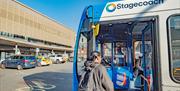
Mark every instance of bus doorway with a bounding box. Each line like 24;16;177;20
76;17;159;91
96;17;158;91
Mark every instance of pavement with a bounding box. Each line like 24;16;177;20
0;62;73;91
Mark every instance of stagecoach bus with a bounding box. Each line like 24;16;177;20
73;0;180;91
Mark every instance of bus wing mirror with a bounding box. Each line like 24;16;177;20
86;5;93;19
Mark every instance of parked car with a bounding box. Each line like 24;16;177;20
1;55;37;70
62;54;69;62
36;56;52;66
49;54;64;64
68;57;74;62
0;59;4;64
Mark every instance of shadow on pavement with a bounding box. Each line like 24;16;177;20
23;72;72;91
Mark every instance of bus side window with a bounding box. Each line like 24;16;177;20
168;15;180;82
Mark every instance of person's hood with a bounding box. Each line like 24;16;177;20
84;61;97;71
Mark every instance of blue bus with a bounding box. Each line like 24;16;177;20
73;0;180;91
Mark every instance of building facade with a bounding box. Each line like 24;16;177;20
0;0;75;59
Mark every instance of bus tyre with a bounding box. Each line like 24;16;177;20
17;65;23;70
1;64;5;69
61;60;65;64
56;60;60;64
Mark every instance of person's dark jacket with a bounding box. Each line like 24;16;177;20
82;61;114;91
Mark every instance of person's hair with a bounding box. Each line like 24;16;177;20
89;51;101;62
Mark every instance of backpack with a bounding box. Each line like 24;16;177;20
78;65;98;91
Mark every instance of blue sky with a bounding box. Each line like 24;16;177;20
17;0;118;32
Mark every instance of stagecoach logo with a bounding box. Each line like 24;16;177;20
106;3;116;12
106;0;164;13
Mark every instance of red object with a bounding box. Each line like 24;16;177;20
123;73;127;85
22;60;29;63
147;75;151;84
